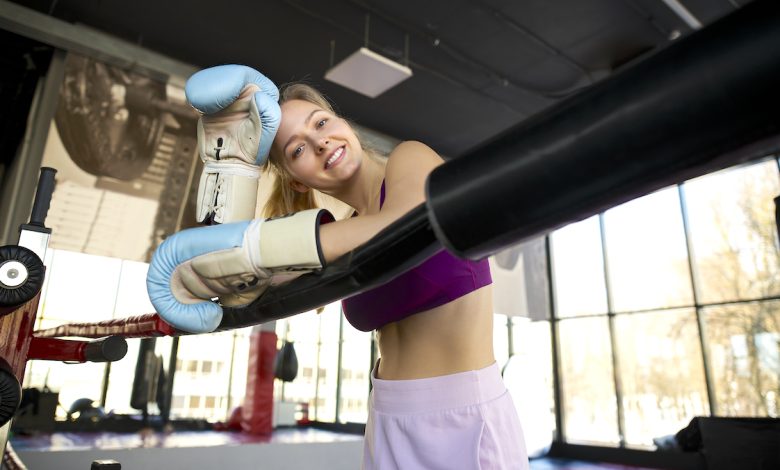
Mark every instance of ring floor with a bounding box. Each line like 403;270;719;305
10;429;663;470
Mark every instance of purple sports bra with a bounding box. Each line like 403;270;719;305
341;181;492;332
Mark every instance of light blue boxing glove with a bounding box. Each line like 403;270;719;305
185;64;281;224
147;209;333;333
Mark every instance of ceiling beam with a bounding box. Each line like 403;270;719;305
0;0;197;86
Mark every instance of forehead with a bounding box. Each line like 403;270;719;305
275;100;328;150
280;99;323;127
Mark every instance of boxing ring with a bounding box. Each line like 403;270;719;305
1;0;780;463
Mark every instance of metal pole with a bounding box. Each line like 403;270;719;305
545;235;565;442
598;214;626;447
334;309;345;423
678;184;718;414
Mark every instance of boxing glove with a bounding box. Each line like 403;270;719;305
185;64;280;224
147;209;333;333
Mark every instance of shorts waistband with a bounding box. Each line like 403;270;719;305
370;362;506;414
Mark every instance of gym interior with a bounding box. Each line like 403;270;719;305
1;0;779;469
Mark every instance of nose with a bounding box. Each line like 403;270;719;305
316;138;330;154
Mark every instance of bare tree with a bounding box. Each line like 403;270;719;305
694;169;780;417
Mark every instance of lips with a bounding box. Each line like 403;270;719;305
324;146;345;170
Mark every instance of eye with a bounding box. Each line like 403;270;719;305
292;145;304;158
316;118;327;128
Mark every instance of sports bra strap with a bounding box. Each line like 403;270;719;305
351;180;387;217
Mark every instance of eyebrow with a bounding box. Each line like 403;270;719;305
283;109;323;155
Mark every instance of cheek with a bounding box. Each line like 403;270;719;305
286;156;317;182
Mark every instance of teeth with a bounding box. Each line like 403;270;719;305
326;147;344;167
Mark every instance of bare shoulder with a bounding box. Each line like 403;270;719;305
385;140;444;176
382;141;444;212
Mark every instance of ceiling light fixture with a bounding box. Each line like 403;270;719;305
324;15;413;98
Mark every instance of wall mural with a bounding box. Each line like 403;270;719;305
41;52;201;262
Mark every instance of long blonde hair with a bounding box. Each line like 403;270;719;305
263;83;382;218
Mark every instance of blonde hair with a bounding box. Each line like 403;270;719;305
263;83;383;218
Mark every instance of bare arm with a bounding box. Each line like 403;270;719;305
319;141;444;263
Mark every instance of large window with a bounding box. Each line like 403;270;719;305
338;319;371;424
703;300;780;416
24;249;148;419
551;216;608;318
547;157;780;448
614;309;709;447
171;331;242;421
505;318;556;456
277;310;326;421
683;159;780;304
602;187;694;313
558;316;620;445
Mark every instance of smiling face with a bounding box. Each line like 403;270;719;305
271;99;364;193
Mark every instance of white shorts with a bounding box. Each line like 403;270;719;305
363;362;529;470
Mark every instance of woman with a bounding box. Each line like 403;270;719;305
264;83;529;469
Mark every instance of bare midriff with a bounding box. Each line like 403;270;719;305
375;285;495;380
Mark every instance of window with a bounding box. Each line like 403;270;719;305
683;159;780;304
277;305;342;422
24;250;139;419
172;330;237;421
507;318;556;456
171;395;185;410
551;216;608;317
339;316;371;424
603;187;693;312
558;317;620;445
315;304;341;422
703;300;780;417
614;309;709;447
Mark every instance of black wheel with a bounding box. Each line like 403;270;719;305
0;358;21;427
0;245;45;315
0;245;44;316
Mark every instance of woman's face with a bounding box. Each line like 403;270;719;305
272;99;363;192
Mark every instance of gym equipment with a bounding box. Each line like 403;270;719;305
274;341;298;383
0;168;128;459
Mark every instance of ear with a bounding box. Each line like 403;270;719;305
290;180;311;193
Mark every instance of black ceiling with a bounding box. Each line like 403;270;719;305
8;0;747;158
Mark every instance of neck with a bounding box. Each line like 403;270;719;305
331;151;386;215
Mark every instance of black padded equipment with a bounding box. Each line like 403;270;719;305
274;341;298;382
130;338;159;411
0;358;21;427
426;0;780;260
0;244;45;314
91;460;121;469
83;336;129;362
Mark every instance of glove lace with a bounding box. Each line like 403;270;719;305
212;177;225;219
